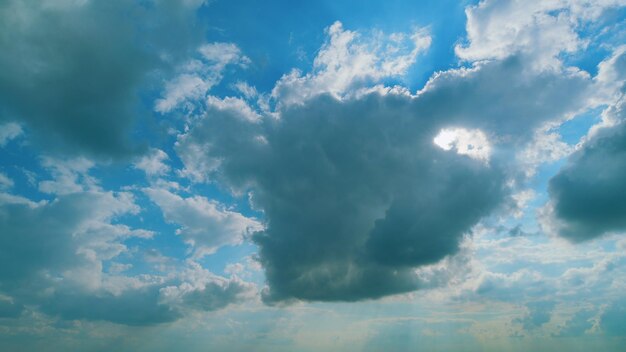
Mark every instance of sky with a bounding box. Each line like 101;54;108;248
1;0;626;351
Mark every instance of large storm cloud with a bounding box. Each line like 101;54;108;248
177;93;506;302
175;51;594;302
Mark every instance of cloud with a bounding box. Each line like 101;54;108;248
514;301;556;331
0;0;206;157
433;127;491;163
134;149;171;177
0;189;140;287
544;99;626;241
176;92;508;302
171;13;610;302
159;262;256;312
271;21;431;107
37;157;98;195
415;56;592;142
0;158;256;325
144;187;263;258
155;43;250;113
466;269;549;302
456;0;625;69
0;173;13;190
518;129;574;177
0;122;23;147
40;284;181;326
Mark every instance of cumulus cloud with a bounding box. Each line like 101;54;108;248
415;57;592;142
134;149;171;177
518;129;574;177
37;157;98;195
0;189;142;292
0;188;256;325
544;99;626;241
2;0;624;334
159;262;256;312
0;157;256;325
169;12;614;302
176;92;507;302
155;43;250;113
144;187;263;257
456;0;625;69
271;21;431;107
0;0;206;157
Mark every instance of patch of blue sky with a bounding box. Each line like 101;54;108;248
0;134;55;203
197;0;475;93
559;106;605;145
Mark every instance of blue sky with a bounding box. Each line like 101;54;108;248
1;0;626;351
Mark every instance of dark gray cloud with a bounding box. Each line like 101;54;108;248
414;55;592;142
0;0;204;158
176;55;593;303
40;285;181;326
180;93;506;302
547;102;626;241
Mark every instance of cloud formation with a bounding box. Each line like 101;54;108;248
0;162;255;325
144;186;263;258
0;0;206;157
545;100;626;241
172;15;609;302
457;0;625;69
177;91;507;302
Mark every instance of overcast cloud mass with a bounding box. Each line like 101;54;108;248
1;0;626;351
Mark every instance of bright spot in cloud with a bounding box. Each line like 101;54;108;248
433;128;491;162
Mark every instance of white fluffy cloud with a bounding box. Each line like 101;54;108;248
134;149;171;177
271;21;431;106
144;187;263;257
38;157;98;195
456;0;625;69
155;43;250;113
